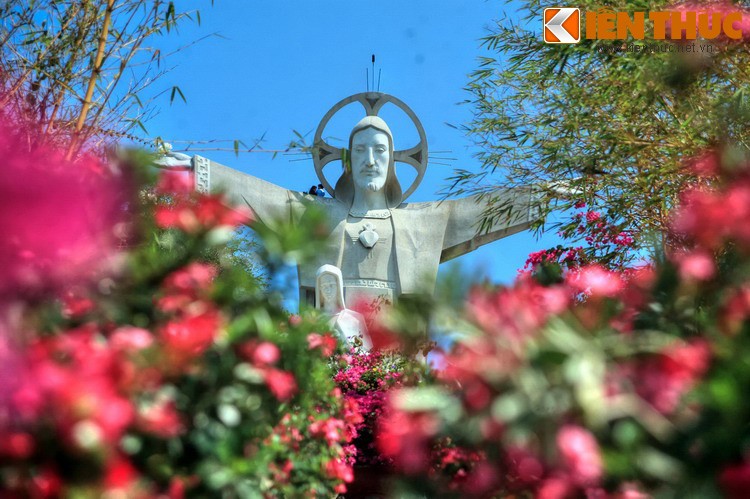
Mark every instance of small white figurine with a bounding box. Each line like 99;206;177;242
315;264;372;350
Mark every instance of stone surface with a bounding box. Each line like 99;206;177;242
315;264;371;350
189;92;539;305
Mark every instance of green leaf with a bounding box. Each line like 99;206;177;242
169;85;186;105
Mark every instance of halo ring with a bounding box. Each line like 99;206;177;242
312;92;428;203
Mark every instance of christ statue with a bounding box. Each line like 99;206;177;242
175;92;538;306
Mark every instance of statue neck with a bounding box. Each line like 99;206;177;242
322;300;340;314
351;188;387;213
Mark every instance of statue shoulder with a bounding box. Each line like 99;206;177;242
298;195;348;213
396;200;451;213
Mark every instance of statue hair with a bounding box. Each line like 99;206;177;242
334;116;403;209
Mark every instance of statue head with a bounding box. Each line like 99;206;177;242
334;116;402;209
315;264;346;311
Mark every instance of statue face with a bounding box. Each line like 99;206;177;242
319;274;338;305
351;127;390;193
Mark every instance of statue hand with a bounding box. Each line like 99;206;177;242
154;142;193;169
154;152;193;169
544;178;583;197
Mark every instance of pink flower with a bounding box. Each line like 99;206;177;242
378;403;440;475
676;250;716;281
556;425;603;486
156;170;194;195
163;262;218;296
585;211;601;223
0;125;132;299
721;286;750;334
237;340;281;366
537;475;574;499
467;280;568;345
631;339;711;414
110;327;154;352
253;342;281;366
685;150;720;177
309;417;345;445
672;182;750;251
567;265;624;298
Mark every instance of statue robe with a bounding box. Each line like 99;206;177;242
193;156;538;303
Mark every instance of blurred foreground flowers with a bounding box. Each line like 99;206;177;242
374;147;750;498
0;123;357;497
6;120;750;498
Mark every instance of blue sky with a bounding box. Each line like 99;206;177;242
145;0;562;296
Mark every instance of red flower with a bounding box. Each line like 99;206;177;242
556;425;603;486
719;460;750;499
104;455;140;491
155;192;252;233
324;458;354;483
137;400;184;438
0;431;35;459
29;466;62;498
378;402;440;475
161;306;221;358
61;290;95;318
307;332;337;357
264;368;297;401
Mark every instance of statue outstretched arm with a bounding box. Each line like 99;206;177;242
440;188;539;262
192;155;304;228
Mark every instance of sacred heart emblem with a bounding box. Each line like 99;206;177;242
358;223;379;249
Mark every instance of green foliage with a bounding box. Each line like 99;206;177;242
0;0;205;154
454;0;750;252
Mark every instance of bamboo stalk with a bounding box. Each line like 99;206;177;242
66;0;116;159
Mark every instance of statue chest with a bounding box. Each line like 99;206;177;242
340;216;398;304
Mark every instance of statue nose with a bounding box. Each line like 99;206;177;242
365;150;375;165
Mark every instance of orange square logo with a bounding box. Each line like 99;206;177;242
544;8;580;43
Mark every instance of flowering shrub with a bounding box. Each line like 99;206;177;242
333;347;407;465
376;148;750;498
524;208;636;275
0;127;354;497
